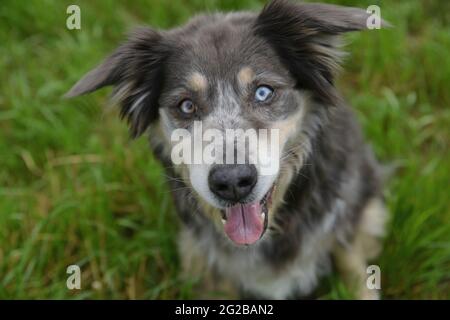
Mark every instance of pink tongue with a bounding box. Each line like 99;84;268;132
224;202;264;245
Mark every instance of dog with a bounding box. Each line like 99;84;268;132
66;0;388;299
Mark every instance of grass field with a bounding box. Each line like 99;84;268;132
0;0;449;299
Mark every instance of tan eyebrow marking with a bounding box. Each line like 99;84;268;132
237;67;255;87
187;72;207;91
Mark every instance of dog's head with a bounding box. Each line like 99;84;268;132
67;0;380;246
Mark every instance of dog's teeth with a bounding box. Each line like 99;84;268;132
222;218;226;225
261;213;265;221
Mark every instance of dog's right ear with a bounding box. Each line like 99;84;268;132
65;28;170;138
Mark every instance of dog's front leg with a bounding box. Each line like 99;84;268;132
333;198;387;300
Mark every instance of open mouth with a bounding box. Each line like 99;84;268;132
220;184;275;245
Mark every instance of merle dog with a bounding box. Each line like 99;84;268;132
67;0;388;299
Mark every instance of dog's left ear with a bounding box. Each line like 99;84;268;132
65;27;170;137
254;0;388;105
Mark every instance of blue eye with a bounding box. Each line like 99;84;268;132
255;85;274;102
179;99;195;114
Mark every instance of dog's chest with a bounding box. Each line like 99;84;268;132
187;226;334;299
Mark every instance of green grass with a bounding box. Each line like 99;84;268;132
0;0;449;299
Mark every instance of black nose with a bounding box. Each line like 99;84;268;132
208;164;257;202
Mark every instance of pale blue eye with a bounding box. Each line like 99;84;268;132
255;86;274;102
179;99;195;114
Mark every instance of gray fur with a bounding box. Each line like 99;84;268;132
66;0;386;299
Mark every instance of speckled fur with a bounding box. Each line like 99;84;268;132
67;0;388;299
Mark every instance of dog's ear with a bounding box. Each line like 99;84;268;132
65;28;170;137
254;0;387;105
